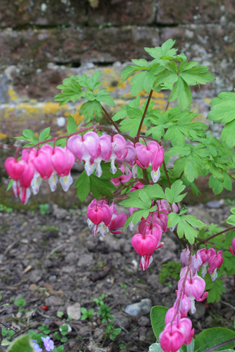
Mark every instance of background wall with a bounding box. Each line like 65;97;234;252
0;0;235;139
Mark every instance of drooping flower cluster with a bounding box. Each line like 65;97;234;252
159;248;209;352
131;221;163;270
4;132;164;205
129;198;178;234
87;199;127;236
4;145;75;204
198;247;223;281
67;132;164;181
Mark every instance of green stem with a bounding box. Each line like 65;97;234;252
136;90;153;142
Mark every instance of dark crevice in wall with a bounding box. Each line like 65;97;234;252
54;61;81;68
1;22;180;32
10;24;70;31
92;61;116;66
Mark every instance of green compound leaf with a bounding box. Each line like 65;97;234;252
209;175;231;195
90;177;115;199
95;89;115;106
75;171;90;202
164;180;187;203
6;334;34;352
195;327;234;352
208;92;235;124
150;306;168;342
170;213;204;244
80;100;103;123
145;39;177;60
75;162;122;201
78;70;103;90
226;214;235;226
124;207;156;229
54;76;82;105
169;76;192;110
67;115;77;134
179;64;214;85
172;146;205;183
222;251;235;275
208;92;235;148
15;129;38;144
39;127;51;142
204;274;226;303
120;190;152;210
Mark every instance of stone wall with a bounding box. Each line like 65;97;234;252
0;0;235;139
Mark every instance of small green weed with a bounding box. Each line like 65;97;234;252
159;261;182;284
93;294;121;341
0;204;13;213
39;203;50;215
2;328;15;340
80;307;94;321
14;296;26;312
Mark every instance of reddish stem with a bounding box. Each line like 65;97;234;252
102;106;121;133
136;90;153;142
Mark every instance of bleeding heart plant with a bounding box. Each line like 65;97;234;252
2;39;235;352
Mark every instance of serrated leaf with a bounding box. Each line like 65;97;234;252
54;76;82;105
22;129;38;144
95;89;115;106
180;65;214;86
39;127;50;142
75;171;90;201
183;215;204;228
169;77;192;110
67;115;77;134
220;119;235;148
208;92;235;124
167;212;180;228
145;39;177;60
164;180;187;203
119;197;149;209
120;65;139;84
80;100;103;122
177;218;197;244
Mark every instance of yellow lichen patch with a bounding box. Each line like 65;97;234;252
118;80;126;88
152;91;165;98
41;102;68;114
56;130;63;135
152;99;167;110
104;68;111;73
0;132;8;140
8;89;18;101
19;103;39;114
64;111;70;117
203;97;211;104
72;111;84;124
4;107;15;119
122;92;132;99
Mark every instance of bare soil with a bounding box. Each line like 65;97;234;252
0;201;234;352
